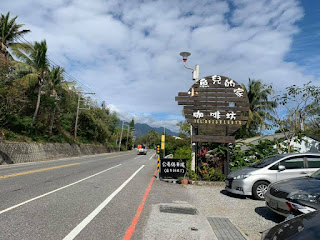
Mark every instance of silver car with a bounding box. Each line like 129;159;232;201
225;153;320;200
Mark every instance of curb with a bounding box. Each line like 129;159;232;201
160;178;225;187
189;181;225;187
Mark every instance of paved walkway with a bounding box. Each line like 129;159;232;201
142;202;248;239
208;217;247;240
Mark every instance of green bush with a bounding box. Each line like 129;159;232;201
199;164;225;181
174;145;198;181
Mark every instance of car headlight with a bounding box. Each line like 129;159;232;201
288;192;320;203
233;174;251;180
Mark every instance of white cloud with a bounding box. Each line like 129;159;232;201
2;0;319;133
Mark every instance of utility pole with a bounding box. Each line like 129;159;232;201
115;132;118;145
126;125;130;150
118;121;124;151
74;92;95;143
74;94;81;143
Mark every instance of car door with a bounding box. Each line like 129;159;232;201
276;156;307;181
305;155;320;175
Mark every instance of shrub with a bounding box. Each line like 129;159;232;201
199;164;225;181
174;145;198;181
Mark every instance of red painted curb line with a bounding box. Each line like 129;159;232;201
122;170;158;240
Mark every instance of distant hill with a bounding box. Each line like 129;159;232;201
118;122;178;138
134;123;178;138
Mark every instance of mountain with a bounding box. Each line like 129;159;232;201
134;123;178;138
118;122;178;138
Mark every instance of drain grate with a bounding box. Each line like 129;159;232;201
159;205;198;215
207;217;246;240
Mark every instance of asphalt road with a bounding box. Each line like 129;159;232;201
0;150;190;240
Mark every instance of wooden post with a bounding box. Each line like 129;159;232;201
191;125;196;171
224;125;230;176
194;127;199;176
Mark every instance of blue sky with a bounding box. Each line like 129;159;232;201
2;0;319;133
285;0;320;77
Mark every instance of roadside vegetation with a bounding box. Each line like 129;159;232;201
0;12;127;149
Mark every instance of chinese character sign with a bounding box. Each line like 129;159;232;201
226;111;236;120
234;88;244;97
160;159;187;179
199;78;209;88
212;75;222;84
175;75;249;135
193;110;204;119
210;111;221;119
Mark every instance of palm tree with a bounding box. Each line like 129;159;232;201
0;12;30;61
47;66;69;133
11;40;49;126
241;78;276;135
146;130;160;149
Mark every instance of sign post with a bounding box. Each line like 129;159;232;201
157;144;160;172
161;135;165;157
176;75;249;175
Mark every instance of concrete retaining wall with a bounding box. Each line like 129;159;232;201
0;142;113;165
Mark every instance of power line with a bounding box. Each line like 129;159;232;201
15;35;106;105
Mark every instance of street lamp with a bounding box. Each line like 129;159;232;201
179;52;200;81
179;51;199;172
74;92;95;143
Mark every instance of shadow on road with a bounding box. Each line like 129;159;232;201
255;206;285;223
220;189;248;199
0;151;13;165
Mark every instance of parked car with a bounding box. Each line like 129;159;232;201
265;168;320;217
261;211;320;240
225;153;320;200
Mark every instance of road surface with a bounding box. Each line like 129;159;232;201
0;150;190;240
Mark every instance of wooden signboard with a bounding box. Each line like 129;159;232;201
175;75;249;140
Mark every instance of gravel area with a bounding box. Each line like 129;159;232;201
185;184;285;240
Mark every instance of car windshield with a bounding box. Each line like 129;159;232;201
310;169;320;179
250;155;283;168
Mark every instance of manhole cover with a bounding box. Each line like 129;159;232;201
207;217;246;240
159;205;198;215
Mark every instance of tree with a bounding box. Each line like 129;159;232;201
306;107;320;137
47;66;69;133
11;40;50;126
273;82;320;152
129;119;134;129
177;120;190;138
0;59;28;128
0;12;30;61
240;78;276;137
146;130;160;148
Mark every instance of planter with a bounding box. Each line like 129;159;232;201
181;178;189;185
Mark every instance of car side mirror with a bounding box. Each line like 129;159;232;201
278;165;286;171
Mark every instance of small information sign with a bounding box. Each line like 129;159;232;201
160;158;187;179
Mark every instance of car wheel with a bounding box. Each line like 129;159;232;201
252;181;269;200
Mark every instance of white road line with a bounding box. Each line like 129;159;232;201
149;153;156;160
63;165;145;240
134;156;143;159
0;164;121;215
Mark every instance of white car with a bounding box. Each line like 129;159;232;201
225;153;320;200
137;146;147;155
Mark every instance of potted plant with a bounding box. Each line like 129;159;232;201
178;172;189;185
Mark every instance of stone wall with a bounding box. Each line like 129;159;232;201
0;142;113;165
